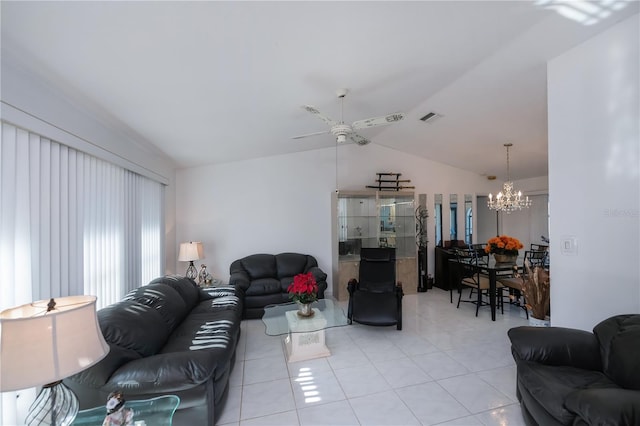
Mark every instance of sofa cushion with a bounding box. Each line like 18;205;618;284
565;387;640;426
149;275;201;310
518;360;617;425
123;283;188;331
98;300;170;357
245;277;281;296
236;254;277;280
594;314;640;390
275;253;313;278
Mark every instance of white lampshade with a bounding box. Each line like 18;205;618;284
0;295;109;392
178;241;204;262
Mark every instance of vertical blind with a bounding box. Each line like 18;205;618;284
0;121;165;424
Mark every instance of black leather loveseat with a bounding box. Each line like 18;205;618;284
508;314;640;426
64;275;243;425
229;252;327;319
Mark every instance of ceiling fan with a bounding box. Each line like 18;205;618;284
293;89;405;145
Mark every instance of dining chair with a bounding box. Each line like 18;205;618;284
454;248;503;317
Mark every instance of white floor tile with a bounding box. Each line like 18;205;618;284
290;369;346;408
240;410;299;426
240;378;296;420
438;374;514;414
395;381;471;425
475;404;527;426
217;385;242;425
373;357;433;388
333;363;391;398
412;351;470;380
243;355;289;385
349;390;420;425
475;365;519;402
297;400;359;426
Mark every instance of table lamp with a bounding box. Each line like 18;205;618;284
178;241;204;280
0;295;109;426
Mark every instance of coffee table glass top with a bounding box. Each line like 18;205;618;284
73;395;180;426
262;299;348;336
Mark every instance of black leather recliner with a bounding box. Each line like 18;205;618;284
229;252;328;319
508;314;640;425
347;247;403;330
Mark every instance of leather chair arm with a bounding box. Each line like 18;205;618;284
508;326;602;370
105;351;219;394
565;388;640;426
229;270;251;292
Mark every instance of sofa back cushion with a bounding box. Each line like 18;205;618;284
594;314;640;390
149;275;201;310
123;283;188;331
231;254;277;280
276;253;316;278
98;300;170;357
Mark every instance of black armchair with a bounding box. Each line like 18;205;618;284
508;314;640;425
347;248;403;330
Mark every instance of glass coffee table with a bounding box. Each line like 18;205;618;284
262;299;349;362
73;395;180;426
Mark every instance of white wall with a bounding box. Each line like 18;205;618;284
175;142;540;294
548;14;640;330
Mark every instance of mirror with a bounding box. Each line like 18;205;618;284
464;194;473;245
434;194;443;246
449;194;458;241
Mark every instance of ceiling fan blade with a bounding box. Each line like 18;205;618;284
302;105;337;126
349;133;370;146
292;130;330;140
352;112;406;130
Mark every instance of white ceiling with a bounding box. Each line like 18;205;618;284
2;1;637;180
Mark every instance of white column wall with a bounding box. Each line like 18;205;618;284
548;14;640;330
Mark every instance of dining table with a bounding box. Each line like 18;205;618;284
448;256;522;321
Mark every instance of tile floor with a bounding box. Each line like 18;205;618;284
216;288;529;426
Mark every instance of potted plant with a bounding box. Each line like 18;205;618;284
517;263;550;326
484;235;523;263
287;272;318;317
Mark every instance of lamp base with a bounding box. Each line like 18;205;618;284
25;381;79;426
185;261;198;280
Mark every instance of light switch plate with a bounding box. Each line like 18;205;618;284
561;236;578;255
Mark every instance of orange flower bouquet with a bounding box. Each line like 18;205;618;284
484;235;524;256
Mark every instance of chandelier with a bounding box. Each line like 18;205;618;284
487;143;532;213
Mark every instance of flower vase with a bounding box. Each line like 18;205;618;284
494;253;518;264
296;302;314;318
528;315;550;327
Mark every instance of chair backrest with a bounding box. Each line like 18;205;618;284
454;247;485;282
530;243;548;252
525;250;547;268
358;248;396;292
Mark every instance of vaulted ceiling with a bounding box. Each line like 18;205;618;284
2;1;637;181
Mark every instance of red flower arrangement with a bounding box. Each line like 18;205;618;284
287;272;318;304
485;235;524;256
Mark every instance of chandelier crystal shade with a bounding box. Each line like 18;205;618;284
487;143;532;213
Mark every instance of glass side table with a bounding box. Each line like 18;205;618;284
72;395;180;426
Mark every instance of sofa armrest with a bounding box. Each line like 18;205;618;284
105;351;219;394
565;388;640;426
307;266;328;283
508;326;602;370
229;270;251;292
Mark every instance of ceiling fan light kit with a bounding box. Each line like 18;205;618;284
293;89;405;146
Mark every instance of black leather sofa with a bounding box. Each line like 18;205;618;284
229;253;327;319
64;275;243;425
508;314;640;426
